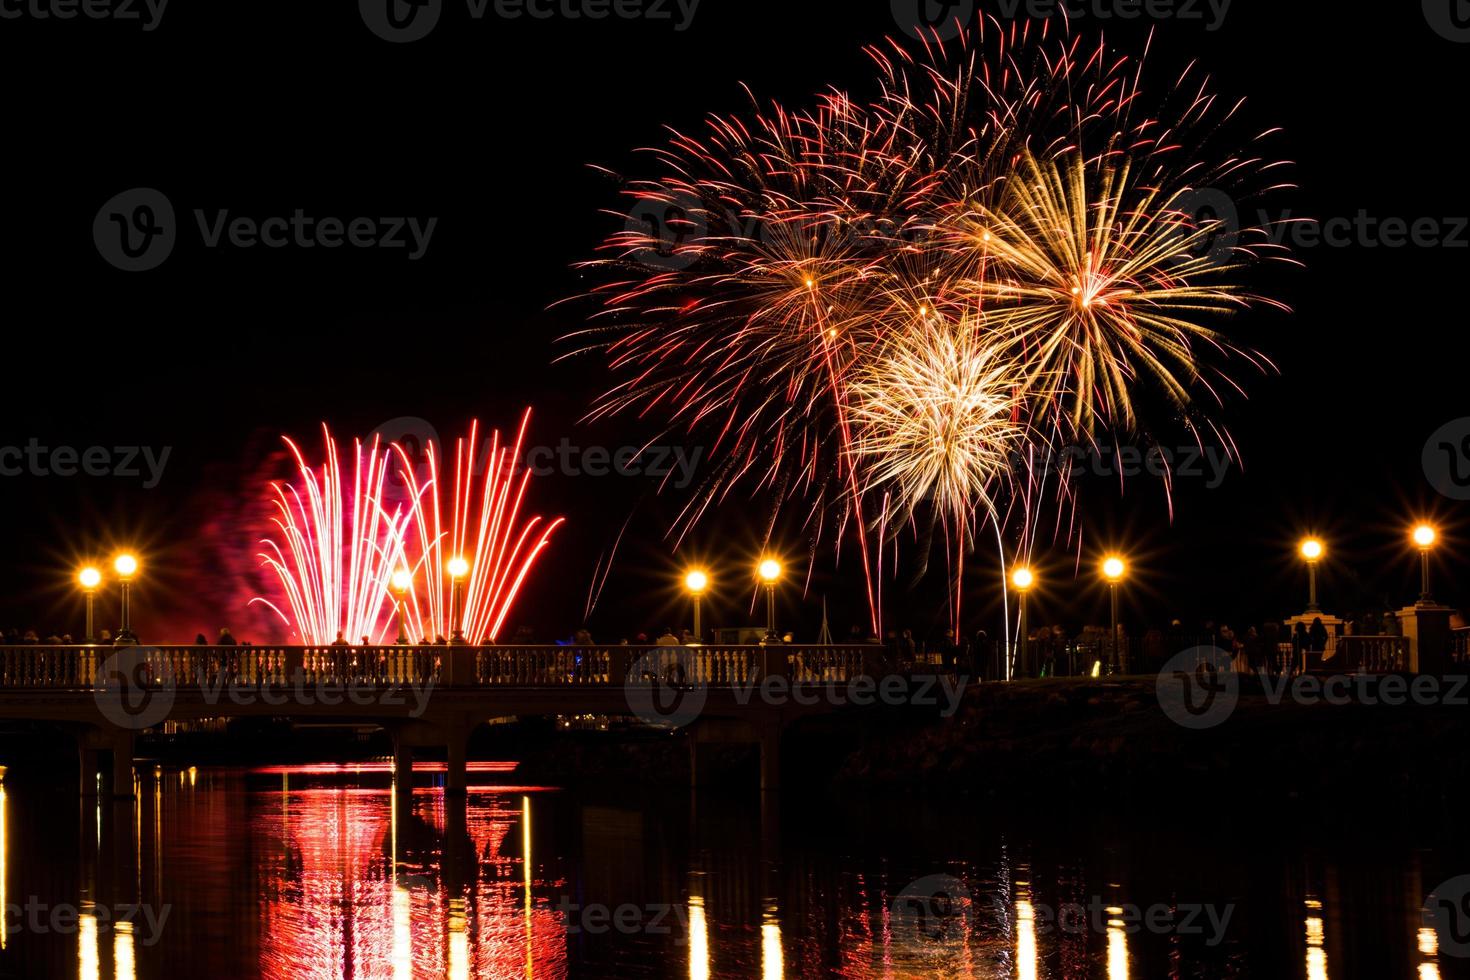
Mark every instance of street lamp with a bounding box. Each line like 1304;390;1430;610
113;553;139;645
391;568;413;644
78;566;102;643
447;557;470;644
1102;556;1126;674
684;569;709;642
758;559;782;642
1413;524;1438;605
1299;538;1324;613
1011;566;1034;680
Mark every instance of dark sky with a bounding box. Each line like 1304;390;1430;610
0;1;1465;643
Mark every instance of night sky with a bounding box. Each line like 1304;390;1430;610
0;1;1464;644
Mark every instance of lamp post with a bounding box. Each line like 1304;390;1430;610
684;570;709;642
1413;524;1437;605
1102;556;1126;674
447;557;469;644
1011;566;1034;680
1299;538;1324;613
391;568;412;644
758;559;782;642
113;553;139;645
79;566;102;643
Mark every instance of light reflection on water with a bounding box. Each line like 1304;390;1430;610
0;765;1462;978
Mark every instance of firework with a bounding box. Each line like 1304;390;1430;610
847;311;1022;525
254;411;563;645
390;411;566;644
254;429;412;645
570;17;1290;627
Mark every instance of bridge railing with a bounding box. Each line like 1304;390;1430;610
1337;635;1410;673
0;644;882;691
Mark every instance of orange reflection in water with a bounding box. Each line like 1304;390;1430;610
254;768;565;980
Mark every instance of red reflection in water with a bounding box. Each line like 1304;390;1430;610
253;766;567;979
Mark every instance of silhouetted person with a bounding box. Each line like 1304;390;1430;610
1309;617;1329;654
218;627;238;647
194;633;208;645
331;631;349;647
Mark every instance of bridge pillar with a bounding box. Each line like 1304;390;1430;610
445;731;468;796
758;723;781;794
109;732;135;800
392;739;414;798
78;744;100;797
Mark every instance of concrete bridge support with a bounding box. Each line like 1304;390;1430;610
76;728;135;799
687;717;783;793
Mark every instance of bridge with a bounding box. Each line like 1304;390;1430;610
0;643;891;799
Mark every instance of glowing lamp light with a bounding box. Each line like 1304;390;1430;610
1300;538;1324;561
684;570;709;594
447;557;470;580
1011;567;1035;591
113;554;138;579
1413;525;1437;549
1102;556;1126;582
79;567;102;590
758;559;782;584
391;569;413;593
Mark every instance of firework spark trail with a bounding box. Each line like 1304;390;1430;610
390;410;566;645
256;412;563;645
569;16;1290;626
254;429;412;645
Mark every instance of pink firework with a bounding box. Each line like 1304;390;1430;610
254;410;564;645
390;410;566;644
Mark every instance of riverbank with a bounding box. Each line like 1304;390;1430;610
825;675;1470;812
